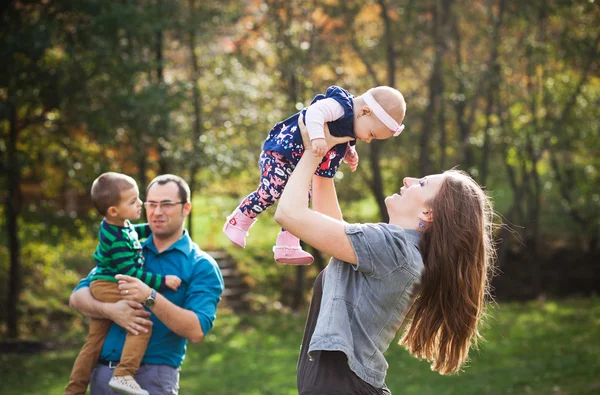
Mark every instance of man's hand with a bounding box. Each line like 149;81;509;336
107;299;152;336
116;274;152;304
343;146;359;172
311;138;328;157
165;275;182;291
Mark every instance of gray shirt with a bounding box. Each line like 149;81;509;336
307;223;423;388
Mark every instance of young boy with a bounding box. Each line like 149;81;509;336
65;172;181;395
223;85;406;265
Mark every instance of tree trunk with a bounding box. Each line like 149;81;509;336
6;101;21;339
377;0;395;88
137;147;148;194
274;4;307;310
420;0;452;175
155;0;169;175
438;76;447;170
453;18;472;170
369;0;396;223
187;0;204;239
369;141;389;222
521;2;547;296
480;0;505;185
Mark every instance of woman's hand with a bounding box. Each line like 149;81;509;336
298;114;354;152
115;274;152;304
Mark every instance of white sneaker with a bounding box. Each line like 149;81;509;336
108;375;149;395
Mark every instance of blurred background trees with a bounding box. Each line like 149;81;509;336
1;0;598;340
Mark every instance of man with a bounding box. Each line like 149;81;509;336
69;174;224;394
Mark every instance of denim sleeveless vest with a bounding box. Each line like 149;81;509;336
307;223;423;388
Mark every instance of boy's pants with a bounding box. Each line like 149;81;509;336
65;280;151;395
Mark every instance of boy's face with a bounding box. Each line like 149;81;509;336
113;186;143;221
354;112;395;143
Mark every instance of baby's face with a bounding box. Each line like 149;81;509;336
354;114;395;143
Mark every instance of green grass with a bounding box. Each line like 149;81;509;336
1;299;599;395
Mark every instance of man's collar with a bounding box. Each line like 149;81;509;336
143;229;192;256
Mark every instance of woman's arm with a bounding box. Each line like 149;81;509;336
275;126;357;264
299;114;345;222
312;175;344;222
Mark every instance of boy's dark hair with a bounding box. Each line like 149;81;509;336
146;174;191;202
91;172;137;215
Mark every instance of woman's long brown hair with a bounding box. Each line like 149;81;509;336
400;170;497;374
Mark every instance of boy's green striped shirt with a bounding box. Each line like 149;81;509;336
90;219;164;290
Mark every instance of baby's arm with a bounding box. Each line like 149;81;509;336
305;98;345;156
343;145;359;172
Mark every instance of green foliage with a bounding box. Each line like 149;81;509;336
0;299;598;394
0;229;95;339
2;0;599;339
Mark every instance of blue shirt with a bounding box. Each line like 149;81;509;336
74;230;224;368
262;86;356;178
308;223;423;388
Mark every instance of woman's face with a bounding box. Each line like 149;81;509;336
385;174;445;219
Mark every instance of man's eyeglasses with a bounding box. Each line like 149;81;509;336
143;201;187;211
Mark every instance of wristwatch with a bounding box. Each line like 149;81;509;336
143;289;157;308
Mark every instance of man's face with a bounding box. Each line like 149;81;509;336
145;181;190;239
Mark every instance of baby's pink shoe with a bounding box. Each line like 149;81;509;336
273;231;314;265
223;209;257;248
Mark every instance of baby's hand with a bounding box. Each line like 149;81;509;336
344;147;359;172
312;138;328;157
165;275;182;291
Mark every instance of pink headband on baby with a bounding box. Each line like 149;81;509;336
362;92;405;137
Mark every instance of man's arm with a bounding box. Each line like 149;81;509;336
70;281;152;335
115;258;223;344
148;293;205;343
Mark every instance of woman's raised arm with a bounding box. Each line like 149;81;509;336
274;116;357;264
297;115;345;222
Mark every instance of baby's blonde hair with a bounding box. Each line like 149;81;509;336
367;86;406;124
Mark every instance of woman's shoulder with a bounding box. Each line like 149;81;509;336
347;222;423;272
347;222;420;243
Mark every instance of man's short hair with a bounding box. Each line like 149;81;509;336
147;174;191;203
91;172;137;215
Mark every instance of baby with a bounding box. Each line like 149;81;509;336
223;86;406;265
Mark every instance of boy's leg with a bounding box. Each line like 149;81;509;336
113;325;151;377
65;318;114;395
89;283;151;379
88;282;151;394
64;281;122;395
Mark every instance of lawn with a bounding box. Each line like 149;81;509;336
1;298;599;395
